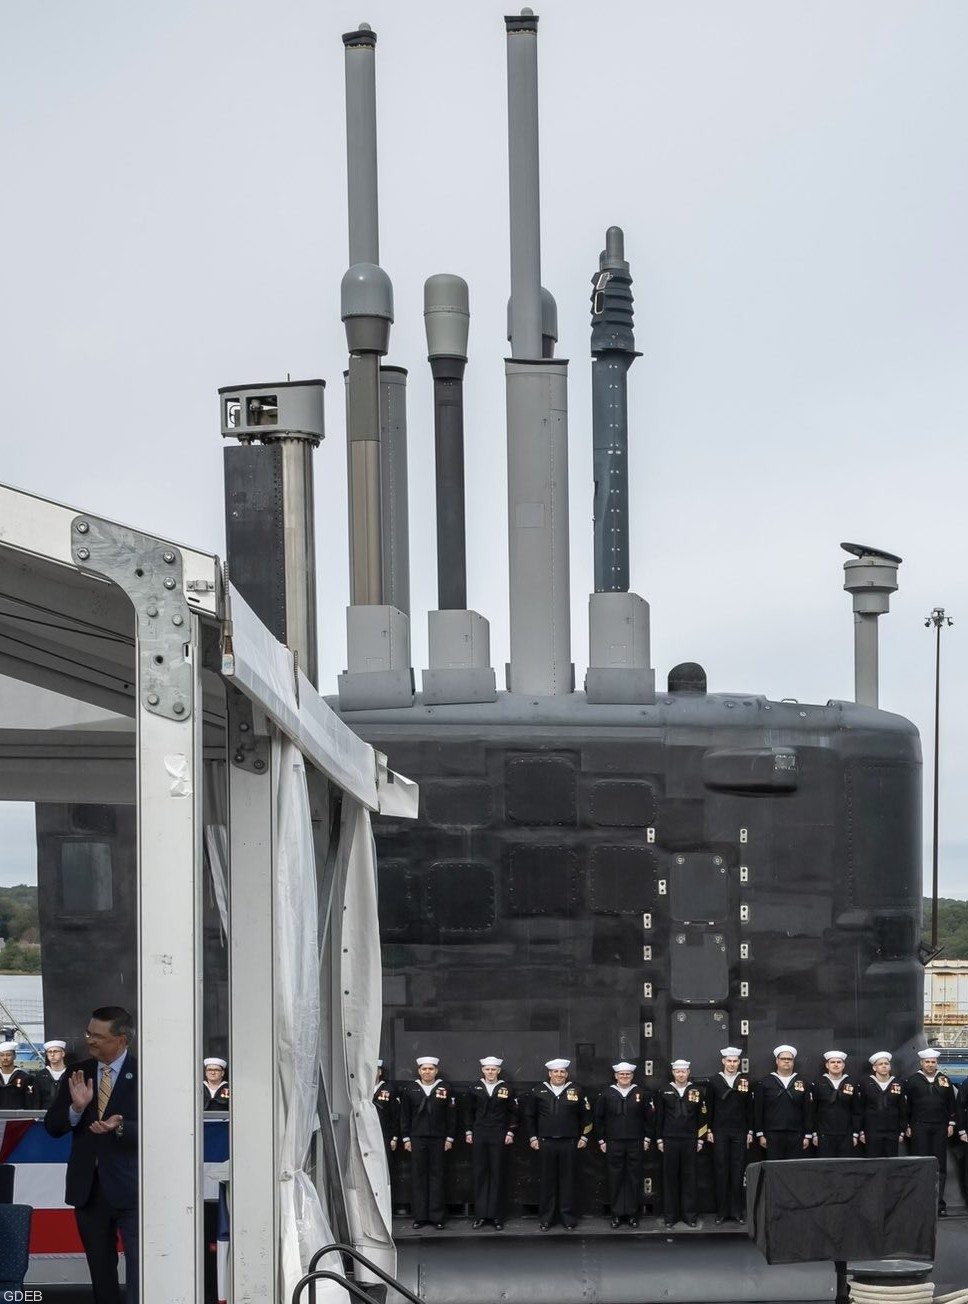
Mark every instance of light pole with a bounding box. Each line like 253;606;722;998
925;607;954;948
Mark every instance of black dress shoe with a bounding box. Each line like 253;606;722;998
664;1219;675;1228
434;1222;446;1230
714;1215;726;1225
494;1222;504;1230
412;1221;424;1228
628;1218;638;1228
684;1217;698;1227
473;1219;487;1229
939;1207;948;1218
610;1217;622;1228
563;1220;578;1230
538;1221;551;1230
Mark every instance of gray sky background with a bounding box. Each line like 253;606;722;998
0;2;966;894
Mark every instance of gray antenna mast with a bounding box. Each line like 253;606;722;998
339;23;413;709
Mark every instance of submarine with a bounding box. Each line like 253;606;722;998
25;10;924;1302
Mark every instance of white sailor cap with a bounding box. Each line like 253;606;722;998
823;1050;847;1061
612;1061;636;1072
480;1056;503;1067
869;1052;892;1065
917;1048;941;1060
416;1056;440;1067
44;1040;67;1051
670;1059;691;1069
377;1059;384;1067
773;1044;797;1058
0;1041;18;1054
203;1057;227;1069
545;1058;570;1071
720;1047;743;1058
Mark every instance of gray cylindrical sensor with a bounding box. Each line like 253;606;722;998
424;274;469;361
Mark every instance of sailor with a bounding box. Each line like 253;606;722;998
858;1052;906;1157
811;1051;860;1157
704;1046;752;1223
956;1074;968;1201
202;1057;230;1111
753;1045;812;1159
31;1039;69;1109
0;1040;32;1109
464;1055;517;1230
399;1055;456;1229
593;1060;652;1228
904;1048;956;1216
522;1058;592;1230
655;1059;706;1228
373;1060;399;1153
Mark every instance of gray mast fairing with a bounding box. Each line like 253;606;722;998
504;9;573;695
591;226;639;594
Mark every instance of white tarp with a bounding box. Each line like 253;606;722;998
339;801;396;1278
275;737;337;1300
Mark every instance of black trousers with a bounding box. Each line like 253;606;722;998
538;1137;580;1225
73;1173;139;1304
712;1131;747;1219
604;1137;643;1216
661;1137;697;1223
864;1133;900;1158
764;1132;804;1161
409;1136;446;1223
910;1122;950;1207
471;1132;507;1220
816;1133;854;1158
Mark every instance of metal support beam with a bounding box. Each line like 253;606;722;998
137;614;205;1304
68;512;207;1304
227;723;278;1301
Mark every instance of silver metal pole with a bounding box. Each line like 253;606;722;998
853;613;879;709
505;10;542;359
279;437;319;686
379;366;410;618
347;353;384;606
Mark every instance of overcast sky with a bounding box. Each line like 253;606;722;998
1;1;966;895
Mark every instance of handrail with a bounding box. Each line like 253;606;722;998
306;1243;425;1304
292;1268;377;1304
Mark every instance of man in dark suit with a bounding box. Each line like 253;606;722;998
45;1005;138;1304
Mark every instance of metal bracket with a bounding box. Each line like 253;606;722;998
71;514;193;721
226;684;270;774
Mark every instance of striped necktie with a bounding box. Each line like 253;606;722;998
97;1065;113;1119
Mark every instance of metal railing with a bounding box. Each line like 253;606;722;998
293;1242;425;1304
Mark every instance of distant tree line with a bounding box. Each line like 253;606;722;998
0;884;40;973
925;897;968;960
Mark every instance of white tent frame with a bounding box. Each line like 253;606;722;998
0;482;412;1304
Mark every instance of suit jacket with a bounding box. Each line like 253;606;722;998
45;1054;138;1210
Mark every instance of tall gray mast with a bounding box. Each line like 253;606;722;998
421;275;497;704
504;9;573;696
585;227;655;705
339;23;413;709
592;226;639;593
